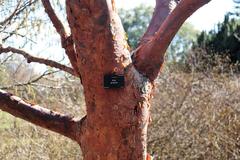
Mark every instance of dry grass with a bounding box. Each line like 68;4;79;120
0;117;82;160
0;75;85;160
149;70;240;159
0;64;240;159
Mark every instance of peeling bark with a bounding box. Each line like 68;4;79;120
134;0;211;81
140;0;178;44
0;0;211;159
0;89;85;141
66;0;152;159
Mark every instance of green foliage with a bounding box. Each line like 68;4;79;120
195;14;240;63
119;5;153;49
167;23;199;62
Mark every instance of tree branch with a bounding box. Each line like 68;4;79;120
0;0;38;28
140;0;178;44
0;89;86;141
133;0;211;81
65;0;132;85
0;0;22;26
41;0;79;77
0;46;76;76
0;70;58;90
41;0;67;38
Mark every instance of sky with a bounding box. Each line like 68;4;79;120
1;0;236;73
116;0;235;31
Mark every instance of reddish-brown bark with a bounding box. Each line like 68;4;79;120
42;0;80;76
0;0;211;159
140;0;178;44
65;1;152;159
0;89;85;140
134;0;211;81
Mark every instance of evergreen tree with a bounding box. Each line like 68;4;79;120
195;14;240;63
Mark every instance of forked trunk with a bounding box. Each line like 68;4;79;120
65;1;153;159
66;0;155;160
77;68;153;159
0;0;211;159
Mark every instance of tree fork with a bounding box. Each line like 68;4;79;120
0;0;212;159
134;0;211;81
66;0;153;159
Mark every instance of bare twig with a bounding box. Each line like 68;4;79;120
0;0;22;26
0;70;59;90
0;46;76;76
2;30;37;44
0;0;38;28
0;53;14;65
41;0;79;77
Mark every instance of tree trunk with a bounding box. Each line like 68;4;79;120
77;67;153;160
0;0;211;159
66;1;153;159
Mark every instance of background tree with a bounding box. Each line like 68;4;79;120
194;14;240;64
0;0;211;160
167;22;199;63
119;5;153;49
